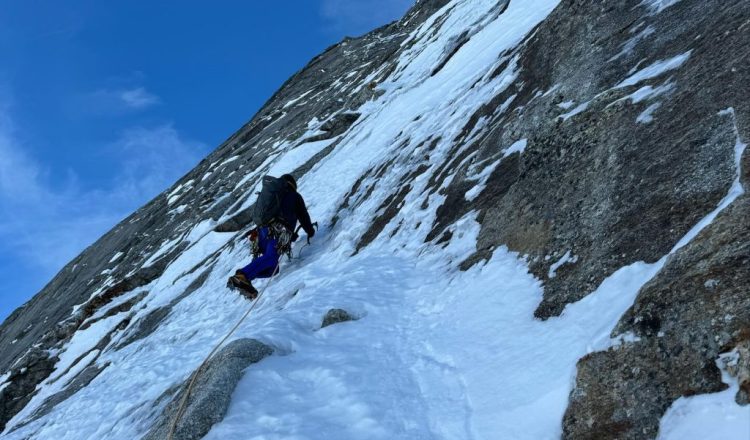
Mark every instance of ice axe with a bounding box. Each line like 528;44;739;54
295;221;319;245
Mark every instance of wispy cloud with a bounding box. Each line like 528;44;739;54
0;104;46;203
107;124;207;203
0;103;206;275
320;0;414;35
86;85;161;114
118;87;161;109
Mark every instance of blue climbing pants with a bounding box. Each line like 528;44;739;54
240;227;280;280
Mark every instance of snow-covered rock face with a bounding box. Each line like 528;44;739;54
1;0;748;438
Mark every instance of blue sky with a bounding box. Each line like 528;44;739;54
0;0;413;323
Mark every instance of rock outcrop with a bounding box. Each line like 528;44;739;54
143;339;273;440
321;309;358;329
564;145;749;439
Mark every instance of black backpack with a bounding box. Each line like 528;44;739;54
252;175;290;227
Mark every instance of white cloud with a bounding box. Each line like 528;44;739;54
320;0;414;34
118;87;161;109
87;86;161;113
0;103;207;277
107;124;207;204
0;105;46;202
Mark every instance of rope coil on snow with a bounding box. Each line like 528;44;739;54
166;261;281;440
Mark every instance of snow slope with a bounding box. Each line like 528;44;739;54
2;0;748;439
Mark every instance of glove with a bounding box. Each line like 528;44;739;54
291;232;299;242
246;228;259;241
307;228;315;239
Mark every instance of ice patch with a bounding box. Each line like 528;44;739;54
461;138;525;201
616;51;692;88
610;331;642;347
610;25;656;61
542;84;561;97
637;102;662;123
166;179;195;205
170;204;188;215
641;0;683;13
0;372;10;393
219;156;239;167
548;250;578;278
503;138;528;158
283;89;314;109
704;279;720;289
185;219;217;244
206;192;231;213
558;101;590;121
465;157;502;201
142;234;183;268
624;82;675;103
83;289;145;327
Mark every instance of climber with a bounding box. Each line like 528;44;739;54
227;174;315;299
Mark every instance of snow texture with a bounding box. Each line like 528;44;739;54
0;373;9;393
1;3;746;440
502;138;527;158
658;351;750;440
558;101;590;121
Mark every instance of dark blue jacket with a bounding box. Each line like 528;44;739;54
280;190;315;237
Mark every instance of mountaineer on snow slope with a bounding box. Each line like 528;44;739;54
227;173;315;299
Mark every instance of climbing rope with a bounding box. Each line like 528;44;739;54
166;261;281;440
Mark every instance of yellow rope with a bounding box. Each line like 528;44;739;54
166;263;280;440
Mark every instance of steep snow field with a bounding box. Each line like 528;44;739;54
2;0;748;439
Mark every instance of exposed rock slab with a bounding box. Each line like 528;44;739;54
321;309;358;328
143;339;273;440
564;184;749;438
0;348;58;432
438;0;749;320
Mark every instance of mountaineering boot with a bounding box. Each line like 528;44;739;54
227;271;259;300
